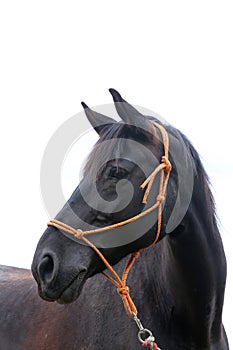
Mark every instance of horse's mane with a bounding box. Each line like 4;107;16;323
166;124;217;224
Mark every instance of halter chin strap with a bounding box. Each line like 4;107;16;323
48;121;172;318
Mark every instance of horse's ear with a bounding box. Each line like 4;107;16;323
109;88;152;133
81;102;116;135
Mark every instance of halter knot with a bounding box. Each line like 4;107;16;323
161;155;172;173
156;194;165;203
74;229;84;239
117;285;137;317
117;286;130;297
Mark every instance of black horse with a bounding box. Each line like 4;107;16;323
1;89;229;349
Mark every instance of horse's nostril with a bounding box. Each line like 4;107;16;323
38;254;56;285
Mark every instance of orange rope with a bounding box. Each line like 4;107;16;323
47;121;172;318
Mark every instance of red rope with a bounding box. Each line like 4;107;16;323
142;336;160;349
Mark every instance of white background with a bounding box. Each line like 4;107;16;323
0;1;232;347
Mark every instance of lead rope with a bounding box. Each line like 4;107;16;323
133;312;161;349
48;121;171;349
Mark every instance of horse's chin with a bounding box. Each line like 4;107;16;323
57;270;87;304
38;270;87;304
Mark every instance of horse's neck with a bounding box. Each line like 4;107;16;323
133;184;227;345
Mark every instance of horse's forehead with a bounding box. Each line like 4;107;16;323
100;137;157;167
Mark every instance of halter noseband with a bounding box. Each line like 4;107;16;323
47;121;172;318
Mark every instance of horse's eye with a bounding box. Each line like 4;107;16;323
109;167;128;179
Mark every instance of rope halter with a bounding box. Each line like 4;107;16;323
47;121;172;318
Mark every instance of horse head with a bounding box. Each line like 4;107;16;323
31;89;184;305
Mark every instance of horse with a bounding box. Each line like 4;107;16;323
1;89;228;349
